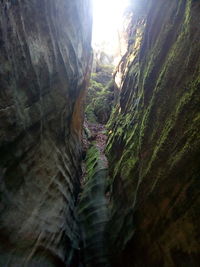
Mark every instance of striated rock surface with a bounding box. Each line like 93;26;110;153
78;123;109;267
0;0;92;266
106;0;200;266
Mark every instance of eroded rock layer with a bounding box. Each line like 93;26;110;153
0;0;92;266
106;0;200;266
78;145;109;267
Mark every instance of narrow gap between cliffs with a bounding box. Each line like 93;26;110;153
76;1;132;266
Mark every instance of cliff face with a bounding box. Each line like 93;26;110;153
78;144;109;267
1;0;200;266
106;0;200;266
0;0;92;266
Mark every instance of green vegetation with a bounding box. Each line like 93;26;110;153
86;64;117;124
105;2;200;266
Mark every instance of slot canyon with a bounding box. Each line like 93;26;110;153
0;0;199;266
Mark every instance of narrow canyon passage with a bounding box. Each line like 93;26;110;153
78;122;109;266
0;0;200;267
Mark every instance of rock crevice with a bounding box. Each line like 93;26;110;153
0;0;200;266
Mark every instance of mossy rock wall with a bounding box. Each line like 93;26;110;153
78;145;109;267
106;0;200;266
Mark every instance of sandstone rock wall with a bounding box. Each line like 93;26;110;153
0;0;92;266
78;145;109;267
106;0;200;266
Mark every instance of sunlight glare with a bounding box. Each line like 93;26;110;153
92;0;130;56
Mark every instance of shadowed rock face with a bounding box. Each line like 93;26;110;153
106;0;200;266
1;0;200;266
0;0;92;266
78;145;109;267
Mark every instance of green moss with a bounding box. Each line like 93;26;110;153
89;79;104;92
85;63;115;123
102;1;200;265
85;146;100;180
85;104;97;123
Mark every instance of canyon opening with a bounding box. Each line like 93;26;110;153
0;0;199;267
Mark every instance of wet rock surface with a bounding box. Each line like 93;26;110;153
0;0;92;266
